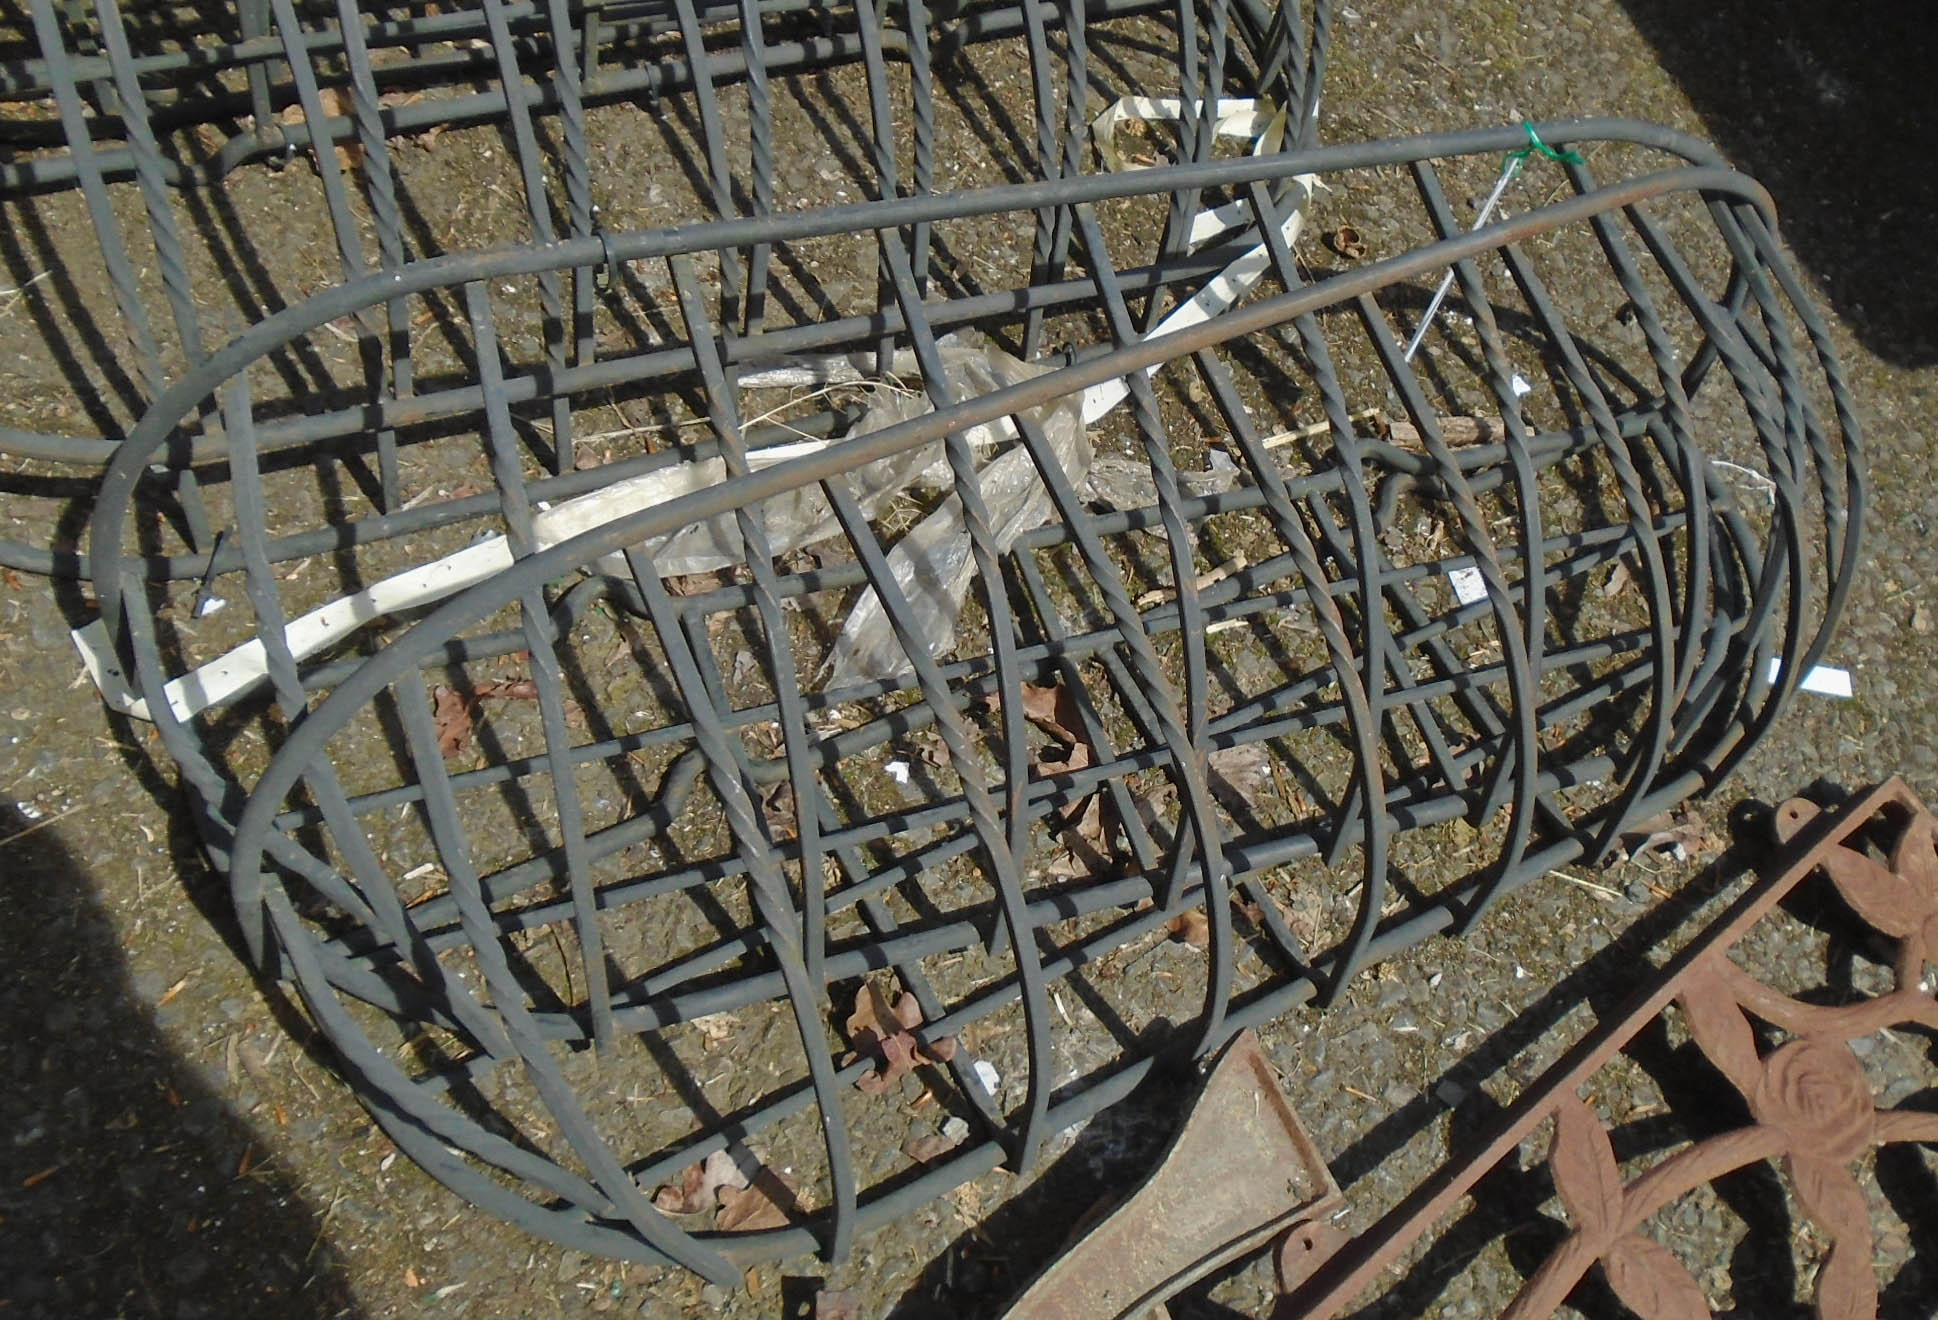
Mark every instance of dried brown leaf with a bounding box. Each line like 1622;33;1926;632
664;570;729;597
691;1012;740;1047
987;680;1086;745
849;979;952;1092
1601;559;1634;598
477;677;540;702
1014;681;1098;784
1037;735;1093;779
1016;682;1068;735
278;86;361;172
1325;225;1369;259
651;1149;747;1215
1622;810;1722;865
1207;743;1275;814
947;1181;984;1224
434;677;568;758
1236;895;1297;937
1071;792;1111;848
902;1133;960;1163
917;732;952;771
762;782;798;841
715;1167;799;1232
1166;908;1210;949
432;685;476;758
1382;414;1502;451
1050;794;1117;877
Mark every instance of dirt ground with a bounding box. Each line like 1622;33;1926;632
3;2;1936;1319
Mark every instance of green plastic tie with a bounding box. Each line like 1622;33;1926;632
1403;120;1584;360
1509;120;1584;167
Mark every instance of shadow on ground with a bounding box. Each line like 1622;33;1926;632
881;798;1858;1318
1618;0;1938;366
0;804;362;1319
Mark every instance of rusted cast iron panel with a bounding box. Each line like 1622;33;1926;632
1279;778;1938;1319
1002;1029;1340;1320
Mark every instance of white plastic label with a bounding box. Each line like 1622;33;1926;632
1766;657;1852;698
1448;565;1488;606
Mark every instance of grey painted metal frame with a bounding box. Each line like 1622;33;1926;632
80;112;1860;1278
0;0;1328;578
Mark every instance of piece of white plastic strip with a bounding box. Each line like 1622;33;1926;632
1766;657;1853;698
1081;97;1308;424
74;437;836;723
81;99;1312;722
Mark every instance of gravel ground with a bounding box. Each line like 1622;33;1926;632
3;3;1935;1319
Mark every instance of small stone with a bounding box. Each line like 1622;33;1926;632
941;1116;970;1143
699;1284;730;1307
815;1289;864;1320
1340;1023;1381;1053
1382;1083;1418;1109
1881;1075;1923;1108
1433;1079;1469;1109
1913;603;1933;635
335;1197;382;1225
27;609;65;649
165;1249;211;1288
556;1249;585;1282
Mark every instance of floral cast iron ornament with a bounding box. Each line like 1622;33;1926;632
1282;780;1938;1320
1509;795;1938;1320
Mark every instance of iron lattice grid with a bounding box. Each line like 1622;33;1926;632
0;0;1325;577
10;0;1860;1290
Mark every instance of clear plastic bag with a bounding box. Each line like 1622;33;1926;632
597;334;1018;576
827;339;1090;685
1080;447;1241;511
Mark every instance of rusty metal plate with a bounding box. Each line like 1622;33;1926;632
1278;778;1938;1319
1002;1029;1340;1320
